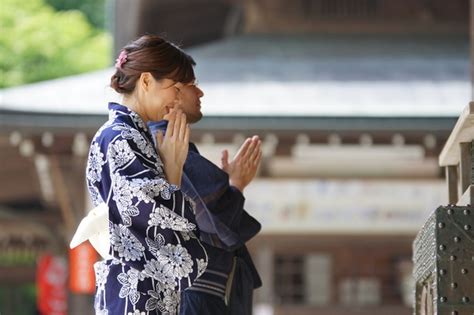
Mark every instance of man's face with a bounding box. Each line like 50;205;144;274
175;81;204;124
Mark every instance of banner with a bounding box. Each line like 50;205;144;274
245;179;446;234
37;254;67;315
69;241;97;294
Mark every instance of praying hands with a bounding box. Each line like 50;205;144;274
221;135;262;192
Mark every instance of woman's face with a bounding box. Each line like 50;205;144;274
141;76;179;122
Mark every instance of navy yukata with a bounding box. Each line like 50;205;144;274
149;121;262;315
86;103;209;315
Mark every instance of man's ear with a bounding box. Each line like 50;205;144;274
164;93;180;117
173;89;182;107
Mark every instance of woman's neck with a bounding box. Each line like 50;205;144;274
122;95;149;123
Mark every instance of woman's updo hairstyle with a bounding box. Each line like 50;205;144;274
110;34;196;94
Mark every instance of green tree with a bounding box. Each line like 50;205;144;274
0;0;111;88
45;0;108;29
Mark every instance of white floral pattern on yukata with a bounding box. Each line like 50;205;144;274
87;103;208;315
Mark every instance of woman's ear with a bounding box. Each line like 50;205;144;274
139;72;152;92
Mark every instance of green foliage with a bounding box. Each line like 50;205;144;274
0;0;112;88
45;0;107;29
0;284;37;315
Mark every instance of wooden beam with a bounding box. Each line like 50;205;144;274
268;156;440;178
0;267;36;284
439;102;474;167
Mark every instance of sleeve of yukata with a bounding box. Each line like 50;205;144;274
210;186;261;244
103;133;208;291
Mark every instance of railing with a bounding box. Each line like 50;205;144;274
439;102;474;205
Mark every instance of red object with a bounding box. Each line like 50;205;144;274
37;254;68;315
69;241;97;294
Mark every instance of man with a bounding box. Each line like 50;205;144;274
149;80;262;315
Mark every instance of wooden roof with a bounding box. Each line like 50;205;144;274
0;34;470;121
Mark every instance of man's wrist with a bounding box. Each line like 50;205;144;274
230;180;245;192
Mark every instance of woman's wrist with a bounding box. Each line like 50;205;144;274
169;183;180;192
166;174;182;187
164;166;183;187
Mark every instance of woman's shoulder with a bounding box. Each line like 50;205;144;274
93;114;142;143
91;116;157;160
93;120;129;144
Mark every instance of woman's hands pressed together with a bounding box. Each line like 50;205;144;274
155;109;190;187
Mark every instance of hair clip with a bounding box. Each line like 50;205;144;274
115;50;128;69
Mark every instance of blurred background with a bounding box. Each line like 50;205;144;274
0;0;472;314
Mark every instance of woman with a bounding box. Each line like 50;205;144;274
86;35;208;315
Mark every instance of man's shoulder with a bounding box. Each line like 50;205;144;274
188;142;200;154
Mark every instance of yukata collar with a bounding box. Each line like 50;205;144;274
108;102;149;133
148;120;169;133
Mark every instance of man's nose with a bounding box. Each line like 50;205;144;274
197;87;204;97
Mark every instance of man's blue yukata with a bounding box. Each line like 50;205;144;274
149;121;262;315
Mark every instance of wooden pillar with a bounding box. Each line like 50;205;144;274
471;0;474;98
49;156;78;233
69;155;95;315
113;0;143;55
68;294;94;315
49;154;95;315
446;165;458;204
255;245;274;305
459;142;472;194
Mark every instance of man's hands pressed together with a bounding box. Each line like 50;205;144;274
221;135;262;192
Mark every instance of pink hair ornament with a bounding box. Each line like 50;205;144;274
115;50;128;69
